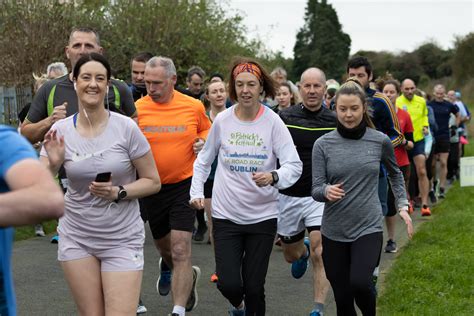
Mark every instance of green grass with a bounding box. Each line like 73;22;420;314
465;138;474;157
14;220;58;241
378;139;474;315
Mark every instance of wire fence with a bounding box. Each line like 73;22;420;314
0;86;32;126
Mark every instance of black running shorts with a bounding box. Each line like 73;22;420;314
141;177;196;240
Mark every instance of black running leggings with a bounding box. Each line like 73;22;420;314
213;217;277;316
322;232;383;316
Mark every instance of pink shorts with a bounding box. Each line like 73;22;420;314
58;232;144;272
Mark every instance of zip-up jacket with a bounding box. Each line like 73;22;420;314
366;87;403;147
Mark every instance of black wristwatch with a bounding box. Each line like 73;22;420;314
115;185;127;203
270;171;279;186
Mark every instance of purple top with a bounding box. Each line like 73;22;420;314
41;112;150;247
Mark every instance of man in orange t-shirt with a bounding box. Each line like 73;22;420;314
136;56;211;316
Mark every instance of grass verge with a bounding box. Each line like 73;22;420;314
14;220;57;241
378;139;474;315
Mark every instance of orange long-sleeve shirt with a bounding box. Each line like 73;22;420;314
136;91;211;184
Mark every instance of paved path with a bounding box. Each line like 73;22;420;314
12;212;430;315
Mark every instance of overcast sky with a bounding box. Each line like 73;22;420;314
224;0;474;58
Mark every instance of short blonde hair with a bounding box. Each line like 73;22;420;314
32;73;48;92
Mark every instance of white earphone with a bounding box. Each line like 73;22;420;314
106;84;110;111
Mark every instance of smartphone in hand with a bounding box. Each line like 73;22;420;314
95;172;112;182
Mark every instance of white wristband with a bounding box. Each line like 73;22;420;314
399;206;409;213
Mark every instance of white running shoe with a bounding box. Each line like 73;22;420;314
35;224;45;237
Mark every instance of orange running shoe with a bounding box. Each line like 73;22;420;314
408;200;414;214
210;272;218;283
421;205;431;216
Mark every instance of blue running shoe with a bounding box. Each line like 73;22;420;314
157;257;172;296
291;237;310;279
310;309;322;316
228;305;245;316
50;234;59;244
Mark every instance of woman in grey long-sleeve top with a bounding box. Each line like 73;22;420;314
311;80;413;316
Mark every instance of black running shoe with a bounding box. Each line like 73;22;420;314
429;190;437;204
193;224;208;242
185;266;201;312
384;239;397;253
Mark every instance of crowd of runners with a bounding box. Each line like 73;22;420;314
0;26;471;316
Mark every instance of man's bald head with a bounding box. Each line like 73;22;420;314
401;79;415;88
299;67;326;111
401;79;416;100
300;68;326;85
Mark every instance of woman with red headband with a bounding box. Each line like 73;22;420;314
190;58;302;315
